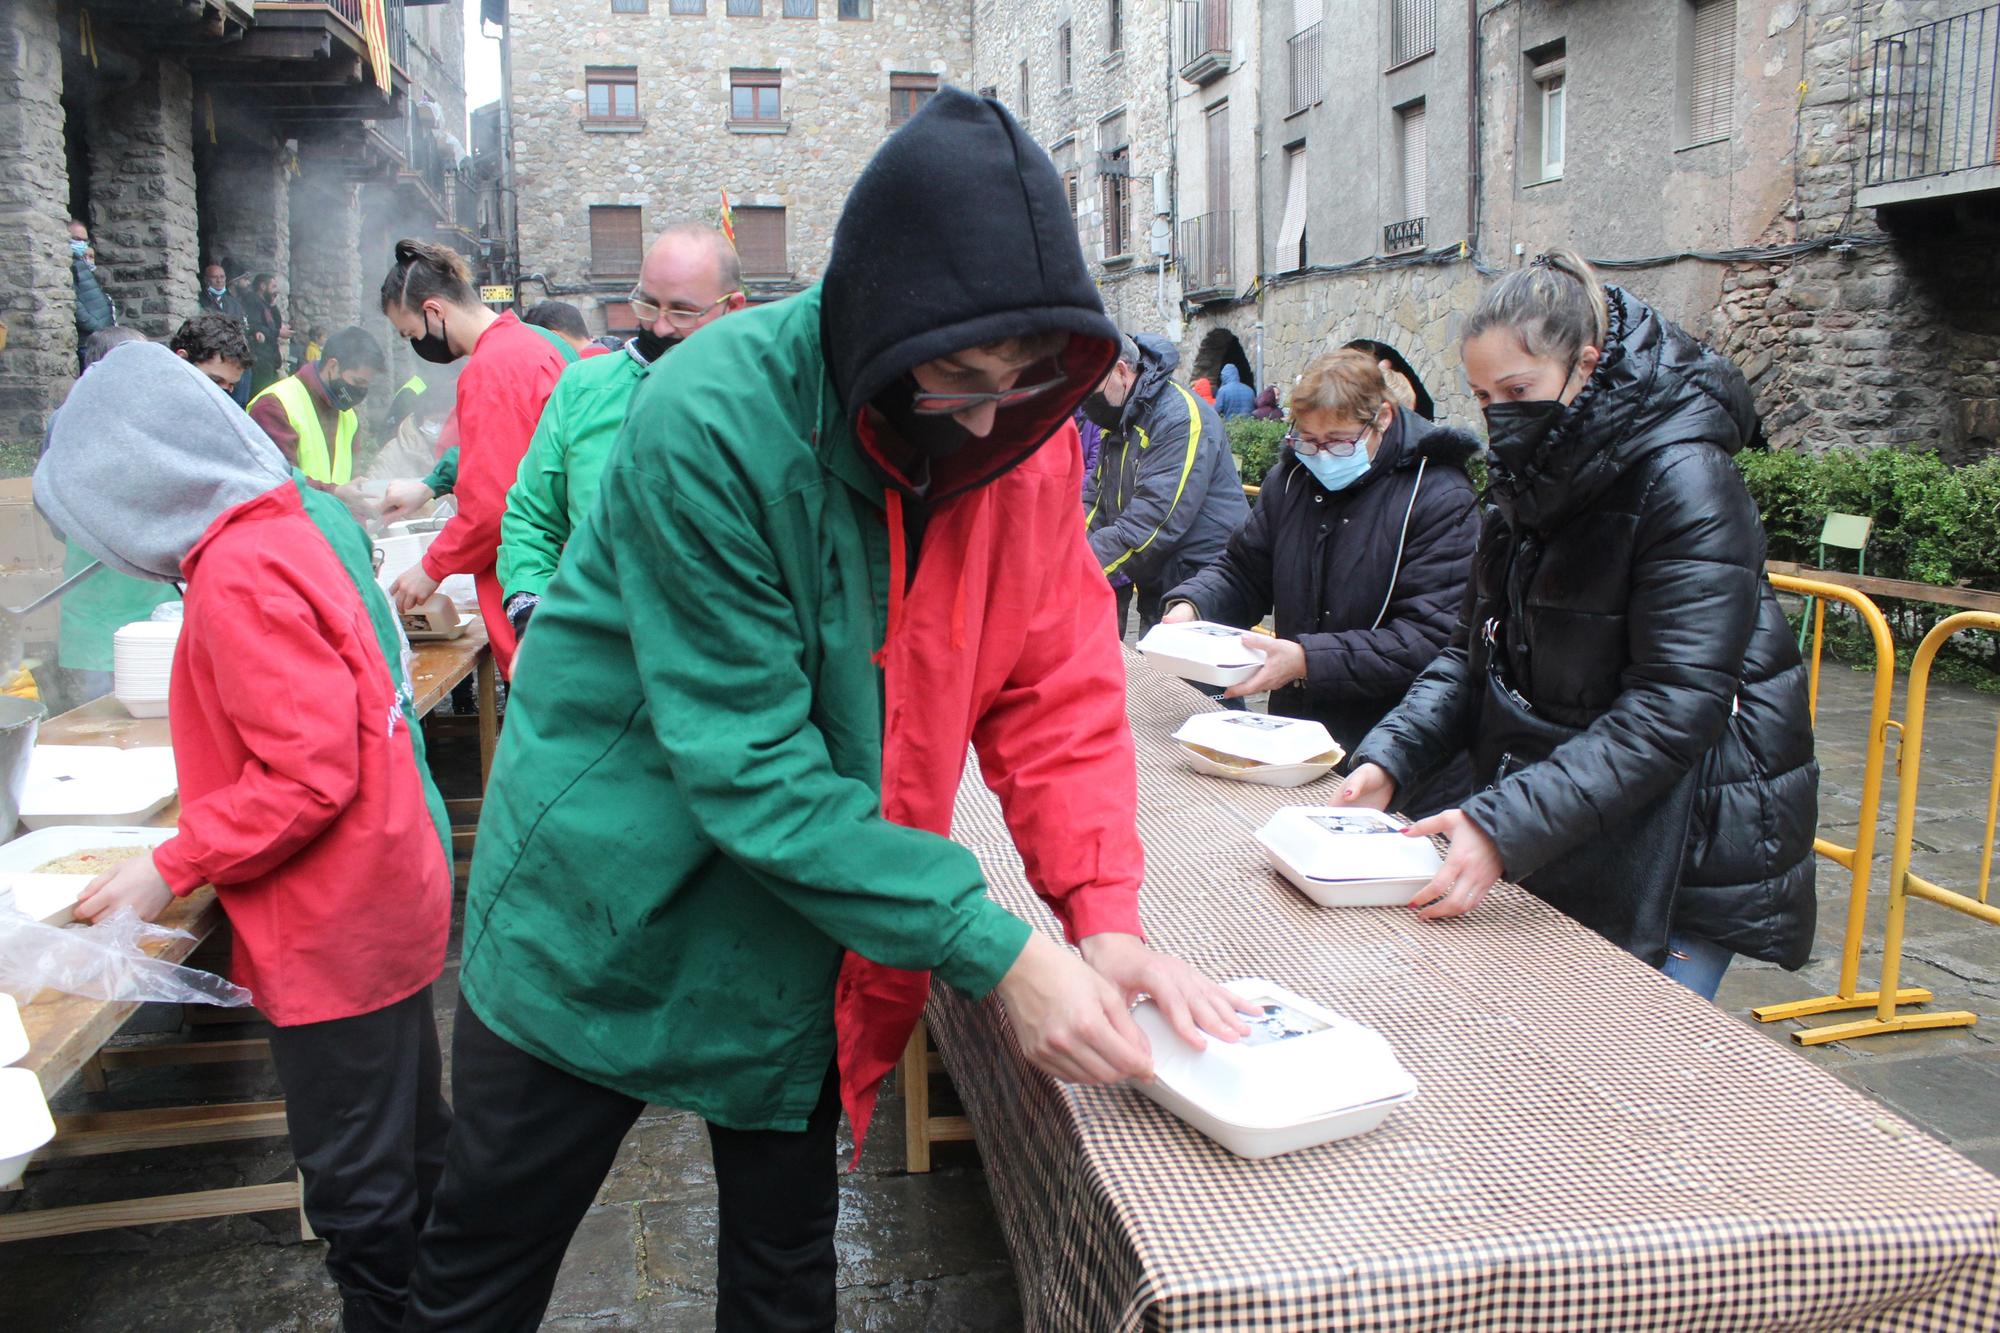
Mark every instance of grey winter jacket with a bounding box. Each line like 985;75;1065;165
1083;334;1249;592
72;257;116;340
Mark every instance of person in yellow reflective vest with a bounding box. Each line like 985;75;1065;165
248;326;386;490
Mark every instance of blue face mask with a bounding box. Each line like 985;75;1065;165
69;239;89;259
1297;445;1373;491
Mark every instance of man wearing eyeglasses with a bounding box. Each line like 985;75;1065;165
404;89;1252;1330
1081;332;1249;638
497;225;746;637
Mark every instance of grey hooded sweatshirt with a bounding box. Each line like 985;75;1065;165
36;341;292;583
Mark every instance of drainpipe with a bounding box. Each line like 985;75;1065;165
1251;20;1266;367
1466;0;1480;256
498;9;521;305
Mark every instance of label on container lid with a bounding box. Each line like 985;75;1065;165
1135;621;1265;669
1256;806;1444;883
1173;711;1340;767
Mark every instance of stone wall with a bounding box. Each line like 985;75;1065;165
290;161;365;343
85;56;201;341
204;146;292;286
508;0;971;330
973;0;1180;340
0;0;77;443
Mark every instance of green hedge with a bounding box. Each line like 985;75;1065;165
0;441;37;480
1225;417;1287;485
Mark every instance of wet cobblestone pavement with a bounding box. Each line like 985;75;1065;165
5;658;2000;1330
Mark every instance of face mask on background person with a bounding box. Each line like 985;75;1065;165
410;308;456;365
1079;388;1122;431
631;327;680;363
1296;446;1373;492
323;373;369;412
1481;359;1588;471
207;285;227;301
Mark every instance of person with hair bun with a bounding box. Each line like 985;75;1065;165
1335;250;1818;999
1162;348;1480;816
377;239;573;674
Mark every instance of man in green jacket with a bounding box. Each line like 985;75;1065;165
497;224;746;635
405;89;1250;1332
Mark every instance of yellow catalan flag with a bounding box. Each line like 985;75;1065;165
718;190;736;248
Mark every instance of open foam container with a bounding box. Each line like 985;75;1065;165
0;824;177;922
1256;805;1445;907
1128;977;1417;1159
1172;712;1344;787
17;750;178;831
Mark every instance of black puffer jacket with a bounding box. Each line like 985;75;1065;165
1352;288;1819;969
1083;334;1249;593
1165;407;1480;816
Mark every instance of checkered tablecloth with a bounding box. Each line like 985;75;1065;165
930;650;2000;1332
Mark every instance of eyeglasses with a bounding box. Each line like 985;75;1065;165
627;290;740;332
1283;421;1373;457
911;369;1069;417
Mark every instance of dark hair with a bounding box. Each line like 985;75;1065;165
1463;248;1609;366
252;271;276;288
523;300;591;341
169;314;252;369
309;324;328;341
79;326;144;370
379;238;477;314
321;326;387;373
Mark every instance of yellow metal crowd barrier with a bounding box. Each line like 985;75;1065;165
1777;610;2000;1043
1751;575;1933;1038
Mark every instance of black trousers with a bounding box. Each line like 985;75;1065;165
1114;582;1165;641
403;1000;842;1332
267;984;451;1333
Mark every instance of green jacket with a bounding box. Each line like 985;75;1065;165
497;344;646;600
457;289;1031;1130
56;539;174;672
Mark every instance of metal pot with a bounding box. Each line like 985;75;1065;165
0;697;46;843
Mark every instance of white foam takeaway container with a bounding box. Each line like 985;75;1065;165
0;1068;54;1187
1172;712;1344;787
1136;621;1266;687
1255;805;1445;907
0;995;26;1067
18;748;178;830
1128;977;1417;1159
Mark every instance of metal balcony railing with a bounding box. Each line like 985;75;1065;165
1288;23;1323;116
1864;3;2000;189
1384;217;1425;253
1390;0;1436;68
1178;210;1234;294
1178;0;1230;83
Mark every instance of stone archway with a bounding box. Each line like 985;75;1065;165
1190;326;1253;394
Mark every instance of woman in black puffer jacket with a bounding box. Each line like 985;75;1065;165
1337;251;1818;998
1163;348;1480;817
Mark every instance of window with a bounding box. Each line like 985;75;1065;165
889;73;937;128
782;0;815;13
734;205;788;276
1055;139;1080;227
610;0;647;12
978;84;998;100
1098;113;1132;259
669;0;703;11
1523;42;1564;181
1399;100;1427;222
1108;0;1123;54
1277;143;1308;271
600;300;640;335
1018;61;1031;123
589;206;644;277
1288;0;1324;114
1389;0;1435;67
585;67;639;122
1059;23;1074;90
1686;0;1735;143
731;68;782;123
837;0;871;18
727;0;761;13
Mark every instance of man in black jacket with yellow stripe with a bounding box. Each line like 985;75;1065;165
1081;332;1248;635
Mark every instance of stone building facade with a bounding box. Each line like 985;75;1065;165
505;0;971;332
0;0;474;458
971;0;1182;339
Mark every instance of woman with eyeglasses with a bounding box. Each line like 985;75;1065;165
377;239;575;675
1161;348;1481;816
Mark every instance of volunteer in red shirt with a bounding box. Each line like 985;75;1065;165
38;340;454;1332
379;239;568;675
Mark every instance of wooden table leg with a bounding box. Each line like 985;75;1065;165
903;1021;931;1175
476;654;499;789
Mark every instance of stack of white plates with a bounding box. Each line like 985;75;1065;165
112;620;181;719
0;997;52;1188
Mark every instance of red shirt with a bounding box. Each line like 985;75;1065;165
151;485;452;1026
419;311;568;673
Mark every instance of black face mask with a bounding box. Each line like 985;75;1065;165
872;375;975;462
632;327;681;363
1481;399;1568;473
323;372;368;412
1079;388;1123;432
410;309;456;365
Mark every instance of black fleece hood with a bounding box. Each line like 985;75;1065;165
821;87;1118;497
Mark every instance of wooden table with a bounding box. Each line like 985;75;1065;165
0;630;496;1243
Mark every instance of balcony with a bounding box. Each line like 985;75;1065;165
1287;22;1324;117
1859;3;2000;210
1177;210;1234;299
190;0;410;121
1384;217;1425;254
74;0;256;48
1178;0;1230;86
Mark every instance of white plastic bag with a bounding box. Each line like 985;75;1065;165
0;907;251;1007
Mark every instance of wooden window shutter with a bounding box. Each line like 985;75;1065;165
734;205;787;276
1277;145;1308;272
1690;0;1735;142
1400;103;1427;222
589;206;644;277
